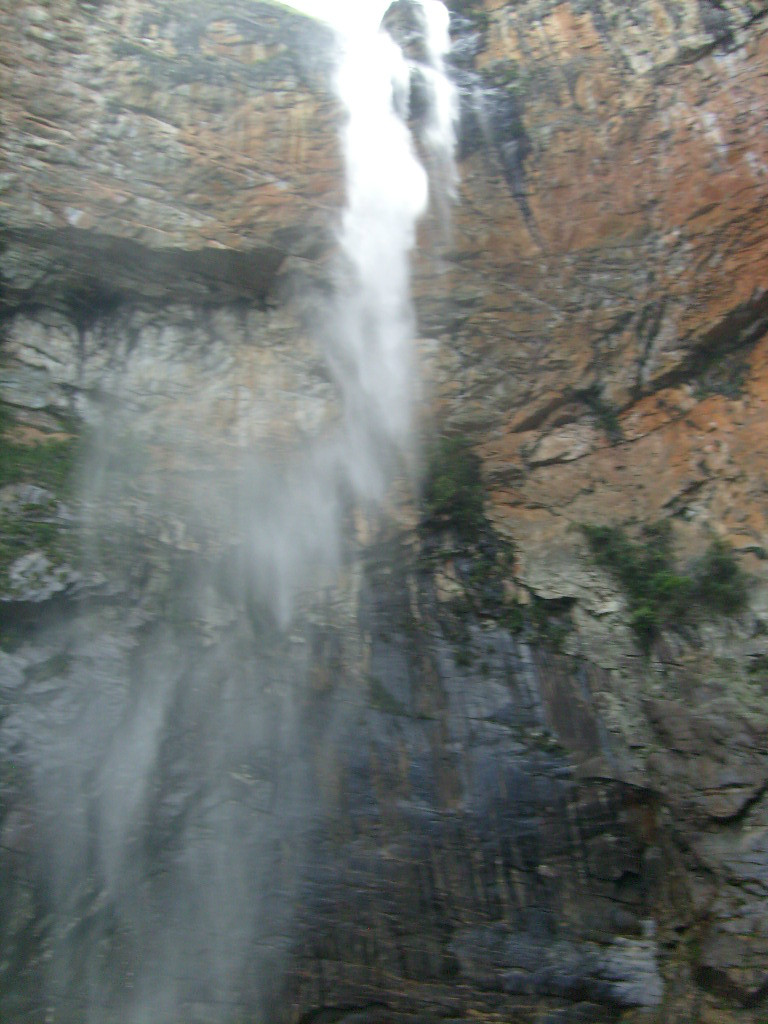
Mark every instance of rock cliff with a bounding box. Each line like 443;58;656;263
1;1;767;1023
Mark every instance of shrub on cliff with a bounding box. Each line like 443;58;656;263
690;538;748;613
0;400;79;599
0;401;79;494
583;522;747;650
422;435;485;542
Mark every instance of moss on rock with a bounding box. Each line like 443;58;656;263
583;521;748;650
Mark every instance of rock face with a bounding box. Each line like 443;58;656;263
0;0;340;309
1;1;768;1023
433;0;768;555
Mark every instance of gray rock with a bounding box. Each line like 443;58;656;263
3;551;77;603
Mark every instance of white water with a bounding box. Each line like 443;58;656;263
417;1;460;209
6;4;458;1022
329;0;457;465
242;0;457;622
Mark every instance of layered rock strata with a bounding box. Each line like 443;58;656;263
1;1;768;1023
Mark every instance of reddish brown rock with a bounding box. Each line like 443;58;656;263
2;1;768;1022
422;0;768;436
0;0;342;306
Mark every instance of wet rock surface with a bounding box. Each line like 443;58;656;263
0;526;671;1023
284;544;667;1023
1;0;768;1022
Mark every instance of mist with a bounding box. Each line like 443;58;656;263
3;2;458;1020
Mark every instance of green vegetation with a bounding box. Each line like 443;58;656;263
421;434;575;653
0;400;80;583
583;521;748;650
747;653;768;683
500;601;525;634
694;352;748;400
461;3;491;35
422;435;485;542
368;674;408;717
691;538;749;612
487;60;520;90
0;438;78;493
0;404;80;494
496;595;573;649
443;595;472;648
0;510;63;576
529;595;573;650
578;385;623;442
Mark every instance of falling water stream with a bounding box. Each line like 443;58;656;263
242;0;457;624
2;3;457;1021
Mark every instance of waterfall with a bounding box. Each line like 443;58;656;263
2;3;457;1022
330;0;458;469
333;23;428;467
417;1;460;216
250;1;434;590
242;0;458;623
